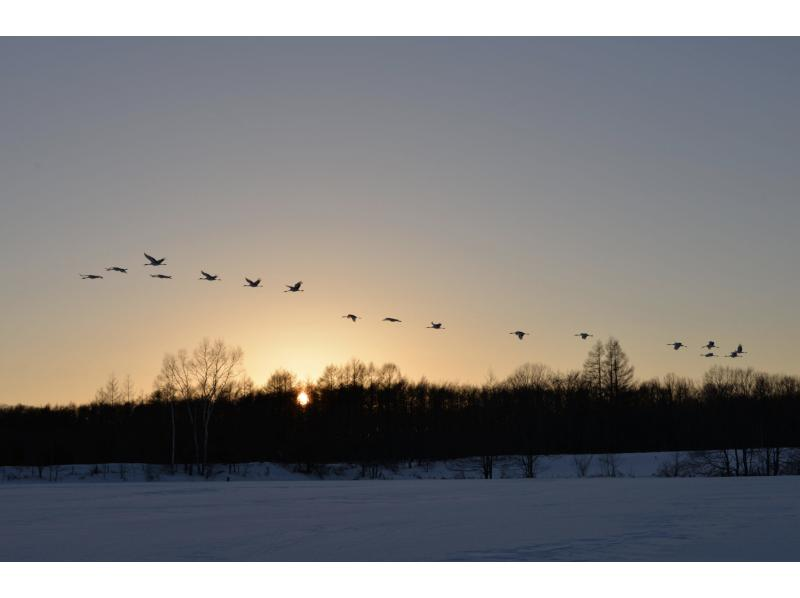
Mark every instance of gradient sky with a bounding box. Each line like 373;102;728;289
2;38;799;405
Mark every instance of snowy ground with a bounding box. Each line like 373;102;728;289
2;477;800;561
0;452;680;483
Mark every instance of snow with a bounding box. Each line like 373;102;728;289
2;476;800;561
0;451;677;483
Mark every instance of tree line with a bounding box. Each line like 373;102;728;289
1;337;799;476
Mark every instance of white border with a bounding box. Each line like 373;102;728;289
2;562;800;597
2;1;800;36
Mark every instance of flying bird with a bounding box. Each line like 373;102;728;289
701;341;717;350
668;342;687;351
575;332;593;340
285;281;304;293
244;278;262;288
143;253;166;266
427;322;445;330
199;271;220;281
701;352;718;358
510;331;529;340
80;274;103;280
342;314;360;322
383;317;402;323
150;274;172;279
105;267;127;273
725;351;743;358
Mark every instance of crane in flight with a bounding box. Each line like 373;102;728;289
199;271;220;281
243;278;262;288
383;317;402;323
80;274;103;280
105;266;127;273
285;281;304;293
575;332;593;340
701;352;718;358
427;322;445;330
725;351;743;358
342;314;360;322
144;253;166;266
510;330;529;340
668;342;687;351
150;274;172;279
701;341;717;350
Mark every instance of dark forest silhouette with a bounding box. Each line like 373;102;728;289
2;337;799;477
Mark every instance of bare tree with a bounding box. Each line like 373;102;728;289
156;350;192;474
480;455;494;479
317;364;340;389
603;338;634;398
156;338;244;476
123;374;135;403
598;453;620;477
518;453;542;478
582;341;605;398
375;362;404;388
338;359;369;388
581;338;633;399
265;369;297;394
191;338;245;476
573;454;593;477
94;373;121;405
504;363;552;391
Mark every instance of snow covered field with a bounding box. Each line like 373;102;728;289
2;476;800;561
0;452;686;483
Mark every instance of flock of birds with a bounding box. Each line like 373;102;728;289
669;341;748;359
80;253;749;359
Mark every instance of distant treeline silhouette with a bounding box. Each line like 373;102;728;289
1;337;799;476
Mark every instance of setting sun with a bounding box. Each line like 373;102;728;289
296;391;310;407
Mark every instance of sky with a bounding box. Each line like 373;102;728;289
1;38;799;405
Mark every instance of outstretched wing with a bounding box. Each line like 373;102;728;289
144;252;156;263
245;277;255;285
201;270;212;278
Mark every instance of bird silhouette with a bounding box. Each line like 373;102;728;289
243;278;262;288
668;342;687;350
701;352;718;358
342;314;360;322
510;331;529;340
383;317;402;323
80;274;103;280
427;322;445;330
143;253;166;266
150;274;172;279
105;267;127;273
725;351;743;358
701;341;717;350
199;271;220;281
575;332;593;340
285;281;304;293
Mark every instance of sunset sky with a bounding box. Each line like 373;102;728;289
2;37;799;405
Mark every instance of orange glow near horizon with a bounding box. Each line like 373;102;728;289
296;391;310;407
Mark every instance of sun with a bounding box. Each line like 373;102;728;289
296;391;310;407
